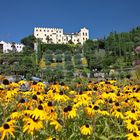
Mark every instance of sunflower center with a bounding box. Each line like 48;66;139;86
109;99;113;103
89;105;92;108
38;105;43;110
131;120;135;125
125;99;128;103
3;79;9;85
52;138;56;140
94;105;99;110
32;95;37;100
64;107;68;112
117;108;121;112
37;92;40;95
53;90;56;93
86;124;89;128
117;93;120;96
48;101;53;106
115;102;119;106
61;82;65;86
125;91;128;94
59;91;63;95
3;123;10;129
67;106;72;111
19;98;25;103
133;132;138;137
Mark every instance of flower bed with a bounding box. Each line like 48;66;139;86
0;79;140;140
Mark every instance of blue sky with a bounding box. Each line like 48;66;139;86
0;0;140;42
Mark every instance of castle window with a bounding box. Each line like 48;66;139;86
37;34;38;36
44;30;46;32
45;34;47;36
83;38;85;40
83;33;84;36
40;29;42;31
36;29;38;32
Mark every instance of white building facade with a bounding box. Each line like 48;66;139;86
34;26;89;45
0;41;25;53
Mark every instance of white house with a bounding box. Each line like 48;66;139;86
34;26;89;45
0;41;25;53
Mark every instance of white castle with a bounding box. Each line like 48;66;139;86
0;41;24;53
34;26;89;45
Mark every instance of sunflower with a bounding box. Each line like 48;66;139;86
50;119;62;131
46;108;58;121
67;106;77;119
97;110;109;116
44;101;55;113
127;132;140;140
62;107;69;120
76;82;82;89
5;90;17;100
132;99;140;110
18;80;26;85
87;81;94;89
60;82;69;91
73;93;90;107
108;92;117;102
9;82;20;89
112;108;124;119
124;119;139;132
29;105;46;120
53;91;69;102
23;116;43;135
95;97;105;105
80;124;92;135
84;105;95;117
0;121;15;140
10;110;22;120
49;83;60;92
125;110;138;120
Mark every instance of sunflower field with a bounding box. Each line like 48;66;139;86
0;78;140;140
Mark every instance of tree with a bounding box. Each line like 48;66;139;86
68;40;74;44
22;46;34;55
21;35;36;49
132;46;140;82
